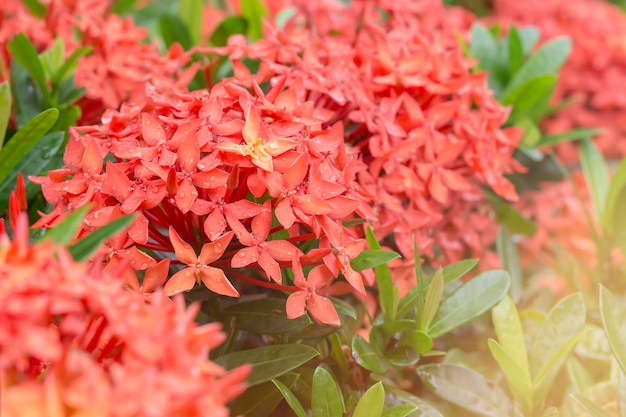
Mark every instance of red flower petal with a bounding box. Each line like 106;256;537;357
308;293;340;326
142;259;170;293
142;113;166;146
292;195;334;215
231;246;259;268
286;291;308;319
199;231;234;265
164;267;196;296
200;267;239;297
168;227;198;265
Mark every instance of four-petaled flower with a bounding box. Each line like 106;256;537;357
165;227;238;297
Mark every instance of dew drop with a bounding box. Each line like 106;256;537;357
215;243;223;251
180;192;186;198
238;252;246;257
130;259;136;265
185;271;192;277
140;263;148;269
111;186;117;192
124;250;131;255
216;276;222;282
197;163;206;170
210;176;216;182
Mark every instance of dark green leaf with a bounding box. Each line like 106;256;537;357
385;345;420;368
399;330;433;354
209;16;249;46
240;0;269;40
68;214;136;261
417;363;511;417
0;108;58;185
159;14;193;50
331;296;357;320
350;249;400;271
538;128;603;147
111;0;137;15
508;27;524;74
353;382;384;417
7;34;50;104
381;319;416;335
312;367;343;417
11;60;44;127
23;0;47;18
581;138;610;222
352;335;389;374
366;226;398;320
487;191;537;235
0;82;11;148
428;270;510;338
39;205;91;245
503;76;556;123
231;373;299;417
224;298;312;334
272;378;308;417
214;344;319;387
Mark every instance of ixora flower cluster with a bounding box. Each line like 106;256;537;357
32;0;521;327
0;214;249;417
492;0;626;162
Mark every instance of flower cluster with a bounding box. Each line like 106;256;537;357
204;0;522;265
0;0;198;122
0;214;249;417
492;0;626;162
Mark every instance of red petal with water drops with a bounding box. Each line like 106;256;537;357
192;169;229;189
142;113;166;146
225;200;266;219
326;196;360;219
103;161;131;202
142;259;170;293
204;209;227;241
283;152;308;191
168;226;198;265
251;207;272;242
308;264;334;288
231;246;259;268
258;249;282;283
164;267;196;296
178;130;200;172
175;178;198;214
275;198;296;229
308;294;340;326
199;231;234;265
292;195;334;215
286;291;307;319
128;214;149;245
82;139;103;176
265;240;300;262
200;267;239;297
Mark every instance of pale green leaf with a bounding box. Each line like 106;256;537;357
312;367;343;417
352;382;385;417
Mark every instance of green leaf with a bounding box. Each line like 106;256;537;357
496;229;522;303
429;258;478;287
0;82;11;149
470;23;498;71
330;296;357;320
51;46;92;87
350;249;400;271
7;34;51;104
604;157;626;232
159;14;193;50
422;269;444;331
500;37;571;99
581;138;610;221
231;373;299;417
488;339;532;411
600;286;626;374
417;363;511;417
428;270;510;338
240;0;268;40
224;298;312;334
111;0;137;15
381;404;419;417
68;214;136;262
508;27;524;75
530;293;586;407
516;117;542;147
39;205;91;245
209;16;249;46
399;330;433;354
0;131;65;211
517;27;540;55
352;335;389;374
272;379;308;417
352;382;385;417
214;345;319;387
570;394;613;417
491;296;530;379
502;76;556;123
312;367;343;417
40;38;65;82
538;128;604;147
23;0;47;18
385;345;420;368
11;60;43;127
178;0;203;45
0;108;58;185
366;225;398;321
487;192;537;235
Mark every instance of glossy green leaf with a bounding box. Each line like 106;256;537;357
68;214;136;262
0;108;58;185
23;0;47;18
159;14;193;50
417;363;511;417
422;268;444;331
39;205;91;245
385;345;420;368
215;344;319;387
423;259;478;288
500;37;571;99
0;82;11;148
209;16;248;46
352;335;389;374
502;76;556;123
492;296;530;379
600;286;626;374
496;229;522;303
241;0;268;40
178;0;203;44
570;394;612;417
352;382;385;417
381;404;419;417
350;249;400;271
224;298;312;334
40;38;64;82
488;339;532;411
0;131;65;211
538;128;603;147
581;138;610;221
428;270;511;338
382;384;446;417
231;373;299;417
381;319;416;335
312;367;343;417
508;27;524;74
366;226;397;320
470;23;498;71
330;297;357;320
272;378;308;417
399;330;433;354
7;34;50;104
51;46;92;87
11;60;43;127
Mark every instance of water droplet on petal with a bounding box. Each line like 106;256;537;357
215;243;223;251
124;250;131;255
130;259;136;265
238;252;246;257
216;276;222;282
185;271;192;277
140;263;148;269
